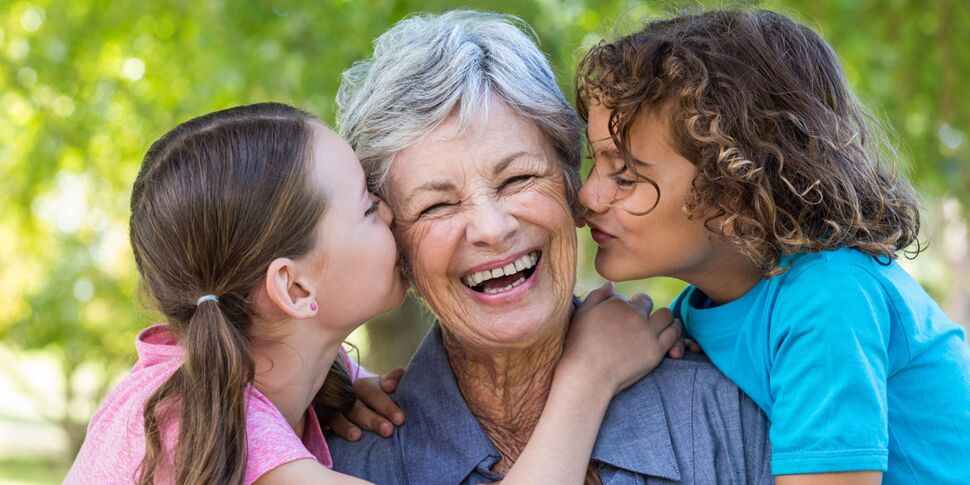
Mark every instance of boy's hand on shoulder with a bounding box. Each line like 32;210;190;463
667;337;702;359
563;282;682;395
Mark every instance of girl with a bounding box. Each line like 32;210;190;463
65;102;680;484
576;9;970;485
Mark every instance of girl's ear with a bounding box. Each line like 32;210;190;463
264;257;318;319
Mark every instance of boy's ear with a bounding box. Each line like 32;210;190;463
264;258;318;319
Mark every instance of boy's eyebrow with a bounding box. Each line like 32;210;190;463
594;147;624;160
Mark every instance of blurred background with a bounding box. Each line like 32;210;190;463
0;0;967;482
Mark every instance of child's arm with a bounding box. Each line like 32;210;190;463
776;471;882;485
500;282;681;484
252;458;373;485
768;265;892;478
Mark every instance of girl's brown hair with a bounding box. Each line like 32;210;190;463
576;9;922;275
129;102;355;484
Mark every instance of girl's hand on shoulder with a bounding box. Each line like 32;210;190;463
326;368;406;441
562;282;682;395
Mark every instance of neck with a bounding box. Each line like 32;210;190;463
250;320;350;436
681;243;763;305
442;318;569;471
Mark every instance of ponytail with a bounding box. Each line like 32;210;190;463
139;301;253;485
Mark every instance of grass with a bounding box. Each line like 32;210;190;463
0;456;69;485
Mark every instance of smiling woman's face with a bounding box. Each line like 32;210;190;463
385;100;578;352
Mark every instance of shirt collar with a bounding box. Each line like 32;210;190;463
593;376;681;480
398;322;681;482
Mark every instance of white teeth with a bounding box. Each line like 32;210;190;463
461;251;540;288
483;275;526;294
484;284;512;294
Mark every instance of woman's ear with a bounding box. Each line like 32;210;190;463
264;257;318;319
573;206;587;228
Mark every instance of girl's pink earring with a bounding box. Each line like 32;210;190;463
310;301;318;312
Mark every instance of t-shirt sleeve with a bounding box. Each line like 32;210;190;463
243;395;318;485
768;263;891;475
339;345;374;382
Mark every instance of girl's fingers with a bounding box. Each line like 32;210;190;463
326;413;362;442
356;377;405;426
380;368;405;394
346;399;395;437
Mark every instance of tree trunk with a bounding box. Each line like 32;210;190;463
60;355;86;460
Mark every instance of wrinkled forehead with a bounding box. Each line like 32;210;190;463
384;100;556;199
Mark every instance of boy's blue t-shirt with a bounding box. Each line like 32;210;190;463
672;247;970;483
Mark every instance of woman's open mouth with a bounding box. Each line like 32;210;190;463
460;251;541;295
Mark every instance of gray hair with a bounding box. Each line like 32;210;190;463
336;10;583;214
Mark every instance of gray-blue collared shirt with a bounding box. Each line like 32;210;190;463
329;325;773;484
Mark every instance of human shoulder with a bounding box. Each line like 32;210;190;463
243;389;328;484
771;249;890;331
327;410;406;483
644;352;761;405
613;354;771;483
620;353;766;433
776;248;885;287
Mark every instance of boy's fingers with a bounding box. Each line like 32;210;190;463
643;308;674;335
327;413;361;442
686;338;702;353
657;318;684;352
582;281;615;307
667;339;686;359
629;293;654;317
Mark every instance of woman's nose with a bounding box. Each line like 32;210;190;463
466;198;519;247
579;169;609;213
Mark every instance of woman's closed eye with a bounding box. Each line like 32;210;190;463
419;201;457;216
501;174;535;189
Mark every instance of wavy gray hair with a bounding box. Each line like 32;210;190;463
336;10;583;215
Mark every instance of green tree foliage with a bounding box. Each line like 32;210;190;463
1;0;966;461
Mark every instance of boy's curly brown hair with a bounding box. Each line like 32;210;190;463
576;9;922;276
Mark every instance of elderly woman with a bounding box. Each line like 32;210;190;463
328;11;771;485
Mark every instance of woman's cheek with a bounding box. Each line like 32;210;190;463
399;218;461;292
